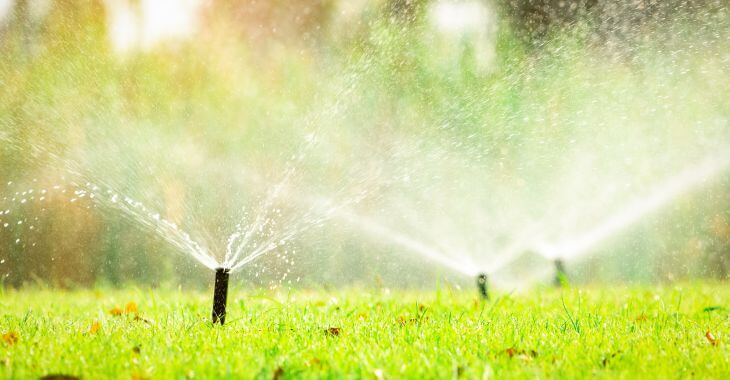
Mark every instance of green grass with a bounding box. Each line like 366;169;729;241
1;283;728;379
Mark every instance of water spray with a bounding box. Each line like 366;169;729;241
212;267;231;324
554;259;567;287
476;273;489;300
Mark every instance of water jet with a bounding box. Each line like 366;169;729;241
476;273;489;300
212;267;230;324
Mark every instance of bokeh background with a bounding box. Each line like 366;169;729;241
0;0;728;289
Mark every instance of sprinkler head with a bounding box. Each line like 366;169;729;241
212;267;231;325
554;259;567;287
476;273;489;300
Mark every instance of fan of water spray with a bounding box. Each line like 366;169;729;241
0;53;385;322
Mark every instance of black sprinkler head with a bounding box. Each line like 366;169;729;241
554;259;567;287
212;267;231;324
476;273;489;300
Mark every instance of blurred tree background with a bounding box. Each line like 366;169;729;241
0;0;727;289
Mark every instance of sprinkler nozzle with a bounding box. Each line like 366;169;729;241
476;273;489;300
554;259;567;287
212;267;231;324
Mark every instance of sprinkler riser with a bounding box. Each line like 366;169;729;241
212;268;230;324
476;273;489;300
554;259;567;287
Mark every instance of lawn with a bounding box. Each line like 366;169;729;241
1;283;728;379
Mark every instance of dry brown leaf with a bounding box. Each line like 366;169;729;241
2;331;18;346
89;321;101;335
125;302;138;314
133;315;155;325
396;315;425;325
601;351;621;367
502;348;537;360
325;327;341;336
272;367;284;380
705;330;718;346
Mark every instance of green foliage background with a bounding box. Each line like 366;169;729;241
0;1;728;288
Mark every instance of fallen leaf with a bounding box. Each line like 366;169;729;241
109;307;123;316
396;315;423;325
2;331;18;346
40;375;80;380
601;351;621;367
132;345;141;354
325;327;341;336
306;358;321;367
272;367;284;380
133;315;155;325
125;302;138;314
89;321;101;335
705;330;718;346
501;348;537;360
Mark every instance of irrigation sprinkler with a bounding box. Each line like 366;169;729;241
554;259;567;287
476;273;489;300
212;267;231;324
